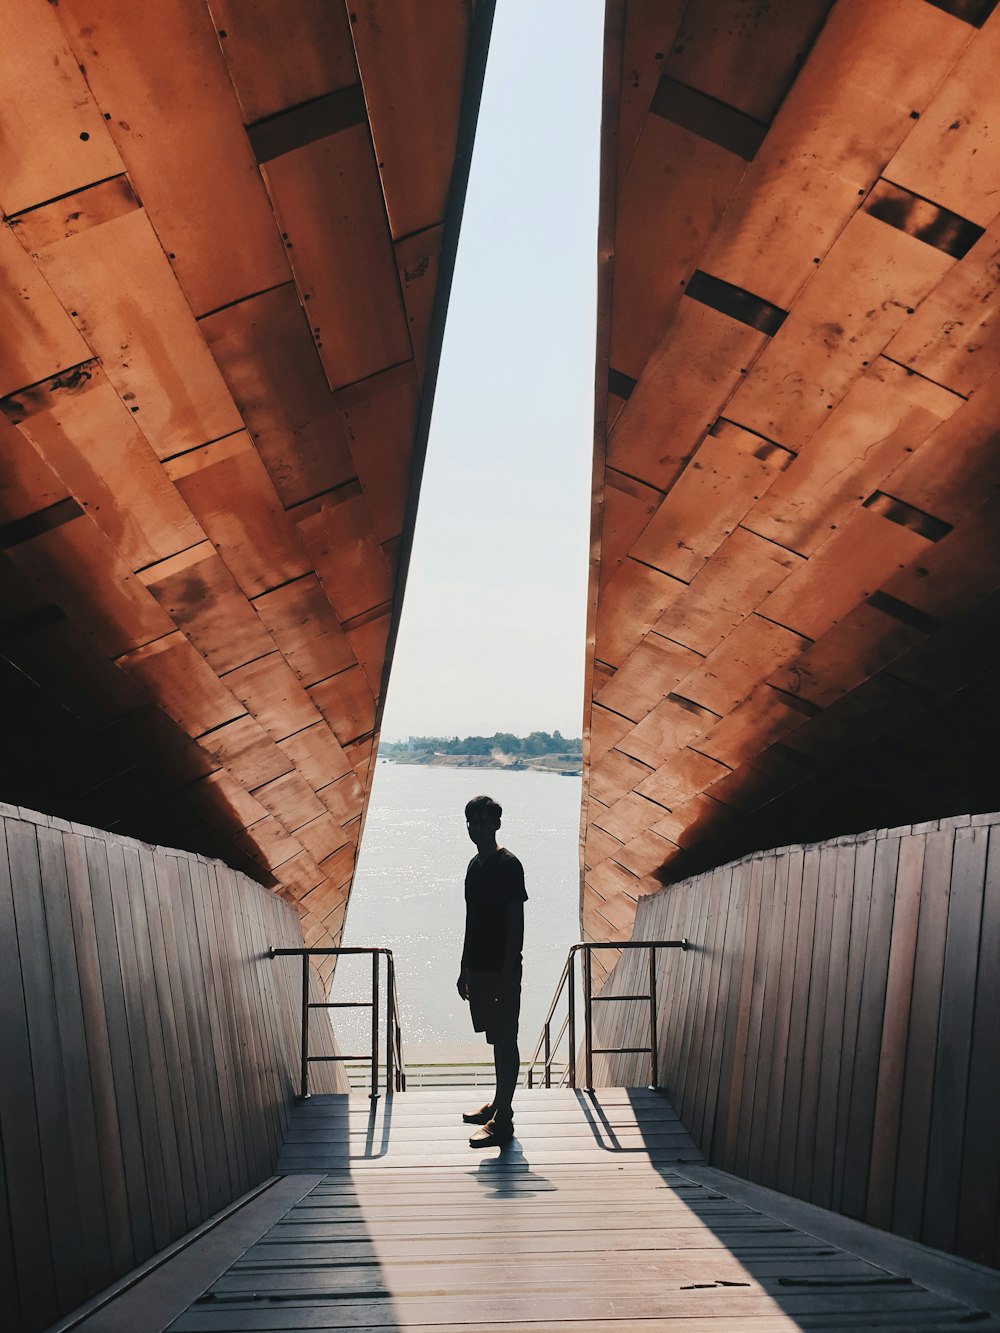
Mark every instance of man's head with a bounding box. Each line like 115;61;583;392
465;794;502;849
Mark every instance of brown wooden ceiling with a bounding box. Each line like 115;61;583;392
0;0;492;977
583;0;1000;973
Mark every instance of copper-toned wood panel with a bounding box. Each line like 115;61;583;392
395;226;444;381
221;653;324;744
594;561;686;669
678;614;811;716
308;667;377;750
336;364;421;544
199;285;357;510
140;544;276;676
0;225;90;399
294;491;394;624
631;421;793;581
252;576;357;688
888;13;1000;226
699;0;972;307
16;186;243;461
0;1;125;215
595;633;704;724
6;366;205;571
50;0;292;314
117;633;244;738
258;123;412;391
350;0;470;241
165;432;311;597
195;715;293;793
725;212;954;451
207;0;358;124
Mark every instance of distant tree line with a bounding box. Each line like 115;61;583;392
380;731;583;758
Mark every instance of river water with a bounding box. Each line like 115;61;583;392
328;761;583;1063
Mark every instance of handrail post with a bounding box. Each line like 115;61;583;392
649;945;659;1089
386;953;394;1098
584;946;593;1090
568;949;576;1089
543;1020;551;1089
370;951;380;1100
300;953;310;1100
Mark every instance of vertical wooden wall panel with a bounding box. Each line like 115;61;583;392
594;811;1000;1271
0;804;343;1332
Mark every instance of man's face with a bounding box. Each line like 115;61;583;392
466;811;498;844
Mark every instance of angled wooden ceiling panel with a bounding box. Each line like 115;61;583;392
583;0;1000;962
0;0;492;977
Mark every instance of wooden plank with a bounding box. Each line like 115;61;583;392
293;490;394;623
14;185;243;459
610;116;748;381
118;632;243;738
791;845;835;1197
746;852;792;1182
598;470;663;588
252;575;356;687
136;845;201;1231
35;825;113;1293
165;433;311;597
841;836;900;1220
656;527;803;656
85;835;155;1261
335;363;420;543
608;298;770;492
922;825;989;1252
632;421;794;583
258;121;411;391
892;828;954;1239
207;0;357;124
350;1;469;241
742;358;963;557
199;284;356;510
955;822;1000;1263
887;15;1000;226
308;666;377;749
140;544;277;676
279;721;353;789
105;840;172;1252
221;652;324;743
699;0;972;307
617;694;720;770
0;224;88;399
831;837;878;1211
759;506;933;641
0;0;124;214
8;366;205;571
679;614;811;717
0;820;59;1323
727;211;953;452
51;0;291;315
10;513;175;656
595;632;703;723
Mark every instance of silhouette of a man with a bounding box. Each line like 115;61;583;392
456;794;527;1148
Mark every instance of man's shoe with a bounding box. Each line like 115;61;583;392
462;1103;496;1125
469;1114;514;1149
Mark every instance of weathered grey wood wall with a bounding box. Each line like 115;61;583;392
593;813;1000;1270
0;803;344;1332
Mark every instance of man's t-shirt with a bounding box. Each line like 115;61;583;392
462;848;527;974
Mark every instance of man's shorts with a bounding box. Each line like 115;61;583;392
466;968;521;1045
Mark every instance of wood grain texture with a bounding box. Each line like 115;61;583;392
593;814;1000;1271
0;808;343;1332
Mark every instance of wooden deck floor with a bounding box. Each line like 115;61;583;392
164;1089;1000;1332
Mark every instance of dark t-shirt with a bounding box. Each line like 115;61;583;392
462;848;527;974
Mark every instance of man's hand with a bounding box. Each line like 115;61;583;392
456;971;469;1001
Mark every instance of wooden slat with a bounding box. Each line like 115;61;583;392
14;183;243;459
350;1;469;241
258;121;411;391
0;224;90;398
207;0;357;124
50;0;291;315
335;363;421;543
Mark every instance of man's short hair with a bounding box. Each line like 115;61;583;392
465;794;502;825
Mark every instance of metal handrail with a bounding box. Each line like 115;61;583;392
269;946;406;1100
524;940;688;1090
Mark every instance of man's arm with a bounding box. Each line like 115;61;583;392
500;899;524;992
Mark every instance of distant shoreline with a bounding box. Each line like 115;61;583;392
379;754;581;776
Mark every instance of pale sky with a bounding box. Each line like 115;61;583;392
378;0;605;742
